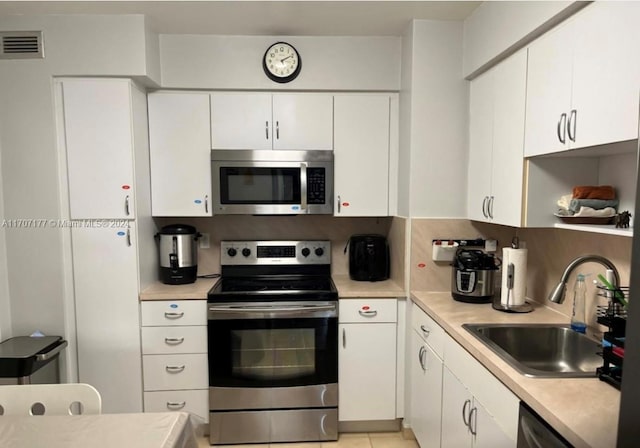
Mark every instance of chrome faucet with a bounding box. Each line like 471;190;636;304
548;255;620;304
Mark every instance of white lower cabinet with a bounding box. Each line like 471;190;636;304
410;332;443;448
441;368;513;448
409;302;518;448
140;300;209;422
338;298;397;421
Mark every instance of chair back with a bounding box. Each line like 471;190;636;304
0;383;102;416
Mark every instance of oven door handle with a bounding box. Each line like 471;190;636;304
208;303;337;319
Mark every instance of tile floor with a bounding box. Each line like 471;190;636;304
197;432;419;448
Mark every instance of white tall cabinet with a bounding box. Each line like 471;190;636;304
58;78;154;413
148;92;212;217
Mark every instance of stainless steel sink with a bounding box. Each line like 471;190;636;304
462;323;602;378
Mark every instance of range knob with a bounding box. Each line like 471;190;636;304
242;248;251;257
227;248;237;257
315;247;325;257
301;248;311;257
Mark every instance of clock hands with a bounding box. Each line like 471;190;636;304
280;55;293;63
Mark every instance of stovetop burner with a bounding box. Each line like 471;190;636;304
207;240;338;303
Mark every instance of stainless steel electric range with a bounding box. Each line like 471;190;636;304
207;240;338;445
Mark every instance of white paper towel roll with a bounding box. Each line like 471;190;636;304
501;248;528;307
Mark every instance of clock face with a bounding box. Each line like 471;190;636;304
263;42;301;83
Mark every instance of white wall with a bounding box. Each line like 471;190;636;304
0;14;158;352
159;35;401;90
400;20;468;218
0;135;11;341
397;23;414;217
463;1;586;78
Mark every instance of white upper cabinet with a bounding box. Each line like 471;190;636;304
272;94;333;150
468;50;527;227
148;92;212;217
334;95;391;217
210;93;272;150
210;93;333;151
62;79;135;220
525;2;640;157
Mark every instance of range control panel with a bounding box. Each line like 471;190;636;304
221;240;331;265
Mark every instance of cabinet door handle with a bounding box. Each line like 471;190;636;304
488;196;494;219
469;407;478;436
265;121;269;140
166;401;186;410
164;337;185;345
420;325;430;338
568;109;577;142
124;195;131;216
276;121;280;140
164;312;184;319
342;328;346;348
482;196;488;218
418;345;427;372
358;309;378;318
165;365;185;373
462;399;471;428
126;228;132;247
557;113;567;144
337;195;341;213
204;195;209;213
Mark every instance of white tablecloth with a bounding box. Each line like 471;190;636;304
0;411;199;448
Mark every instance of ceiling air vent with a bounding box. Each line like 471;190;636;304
0;31;44;59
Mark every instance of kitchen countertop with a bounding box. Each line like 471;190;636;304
140;276;406;300
333;275;406;298
411;291;619;448
139;278;218;300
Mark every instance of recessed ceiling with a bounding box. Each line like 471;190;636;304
0;1;481;36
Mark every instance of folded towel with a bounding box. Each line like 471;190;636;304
557;194;573;210
569;198;619;213
572;185;616;200
573;206;617;217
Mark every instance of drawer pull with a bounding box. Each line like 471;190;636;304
164;337;185;345
166;401;186;410
358;310;378;318
165;365;186;373
164;312;184;319
420;325;430;337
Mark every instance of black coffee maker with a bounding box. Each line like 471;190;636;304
347;234;390;282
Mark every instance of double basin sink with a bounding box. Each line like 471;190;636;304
463;323;602;378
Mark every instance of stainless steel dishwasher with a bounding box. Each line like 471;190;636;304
517;402;572;447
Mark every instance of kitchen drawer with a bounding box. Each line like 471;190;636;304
141;300;207;326
143;353;208;391
411;302;445;359
144;389;209;422
141;326;207;355
339;298;397;323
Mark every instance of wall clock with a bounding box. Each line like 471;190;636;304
263;42;301;83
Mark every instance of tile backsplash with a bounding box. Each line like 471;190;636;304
154;214;631;329
154;215;403;280
410;218;632;327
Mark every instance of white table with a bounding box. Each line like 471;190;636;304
0;411;199;448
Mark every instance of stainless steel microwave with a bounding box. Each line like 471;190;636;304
211;150;333;215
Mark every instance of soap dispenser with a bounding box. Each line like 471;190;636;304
571;274;587;333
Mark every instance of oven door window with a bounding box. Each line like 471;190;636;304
219;167;301;204
209;317;337;388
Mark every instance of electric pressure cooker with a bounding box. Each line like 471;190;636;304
451;248;498;303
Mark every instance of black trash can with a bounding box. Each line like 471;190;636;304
0;336;67;385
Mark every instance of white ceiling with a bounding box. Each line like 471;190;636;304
0;1;481;36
